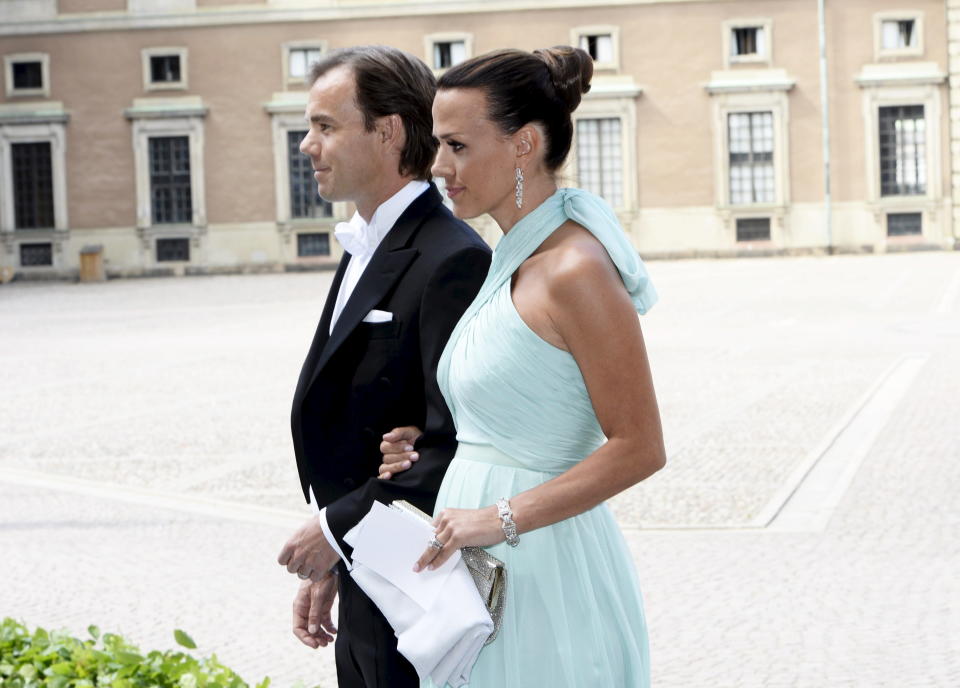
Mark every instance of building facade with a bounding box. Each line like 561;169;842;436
0;0;955;280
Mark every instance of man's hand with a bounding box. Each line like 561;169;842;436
378;426;423;480
278;517;340;583
292;574;338;649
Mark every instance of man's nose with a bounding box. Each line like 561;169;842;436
299;133;316;157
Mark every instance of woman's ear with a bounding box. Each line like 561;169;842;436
514;124;541;162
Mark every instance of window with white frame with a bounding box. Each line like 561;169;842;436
728;111;775;205
11;141;55;229
580;34;613;63
285;43;324;85
576;118;623;208
572;26;619;70
425;34;472;72
149;135;192;224
886;212;922;237
0;118;69;237
723;20;772;66
287;129;332;219
881;20;916;50
875;12;924;59
4;53;50;98
878;105;925;197
433;41;466;70
127;107;206;231
142;48;187;91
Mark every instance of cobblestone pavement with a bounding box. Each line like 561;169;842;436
1;251;958;686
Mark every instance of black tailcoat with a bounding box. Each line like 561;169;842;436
290;184;490;687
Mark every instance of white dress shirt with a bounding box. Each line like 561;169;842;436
309;179;430;567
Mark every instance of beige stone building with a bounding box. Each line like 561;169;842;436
0;0;956;279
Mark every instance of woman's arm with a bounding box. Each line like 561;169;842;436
415;236;665;571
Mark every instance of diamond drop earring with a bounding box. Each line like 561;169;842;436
515;167;524;209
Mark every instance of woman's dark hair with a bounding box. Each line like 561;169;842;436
438;46;593;172
309;46;437;180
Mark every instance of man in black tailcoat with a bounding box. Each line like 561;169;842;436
276;46;490;688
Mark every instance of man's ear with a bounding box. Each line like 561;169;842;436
379;114;405;146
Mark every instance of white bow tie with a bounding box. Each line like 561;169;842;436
334;215;379;259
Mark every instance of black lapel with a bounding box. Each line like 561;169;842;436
303;184;442;394
293;253;350;402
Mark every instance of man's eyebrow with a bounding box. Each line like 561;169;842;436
307;113;336;124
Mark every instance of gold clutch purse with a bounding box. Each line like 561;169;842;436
391;500;507;644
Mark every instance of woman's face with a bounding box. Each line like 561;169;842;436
431;88;518;220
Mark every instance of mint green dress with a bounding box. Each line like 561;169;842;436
427;188;658;688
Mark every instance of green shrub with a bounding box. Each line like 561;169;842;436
0;618;272;688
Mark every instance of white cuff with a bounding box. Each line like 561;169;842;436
309;486;350;571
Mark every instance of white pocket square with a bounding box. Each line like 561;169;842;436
363;309;394;323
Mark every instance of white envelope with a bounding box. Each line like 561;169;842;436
362;309;393;323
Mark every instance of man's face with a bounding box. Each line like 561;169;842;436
300;66;383;204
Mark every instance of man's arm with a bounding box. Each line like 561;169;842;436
323;244;490;560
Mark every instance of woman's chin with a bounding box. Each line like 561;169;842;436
451;201;484;221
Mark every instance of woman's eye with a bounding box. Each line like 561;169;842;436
449;141;464;152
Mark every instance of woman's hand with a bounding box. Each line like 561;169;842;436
378;426;423;479
413;505;503;572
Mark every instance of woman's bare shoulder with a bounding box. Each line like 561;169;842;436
542;220;620;292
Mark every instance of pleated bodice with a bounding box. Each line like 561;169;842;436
436;188;658;472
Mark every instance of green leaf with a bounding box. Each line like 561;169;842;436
87;625;100;640
114;651;144;666
48;662;74;677
173;631;196;650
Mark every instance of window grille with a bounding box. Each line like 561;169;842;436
156;238;190;262
150;55;181;83
19;242;53;267
879;105;925;196
576;118;623;208
578;34;614;63
288;130;333;219
11;142;55;229
886;212;922;237
297;232;331;257
736;218;771;242
289;48;321;81
12;61;43;90
881;20;916;50
728;112;775;205
732;27;764;56
149;136;192;224
433;41;466;69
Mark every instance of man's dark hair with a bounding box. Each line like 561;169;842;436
309;46;438;180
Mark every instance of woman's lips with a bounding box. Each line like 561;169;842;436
446;186;464;199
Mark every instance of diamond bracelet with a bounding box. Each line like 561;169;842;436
496;497;520;547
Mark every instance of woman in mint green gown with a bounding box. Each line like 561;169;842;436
381;46;666;687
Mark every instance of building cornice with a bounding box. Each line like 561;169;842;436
0;101;69;125
2;0;723;36
124;96;208;120
704;69;796;95
854;62;947;88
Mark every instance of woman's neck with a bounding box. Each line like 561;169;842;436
490;174;557;235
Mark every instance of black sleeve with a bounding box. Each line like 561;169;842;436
323;245;491;560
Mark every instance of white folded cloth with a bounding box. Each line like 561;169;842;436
344;501;494;687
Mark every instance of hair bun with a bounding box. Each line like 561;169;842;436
534;45;593;113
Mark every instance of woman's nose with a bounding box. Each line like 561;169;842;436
431;150;451;179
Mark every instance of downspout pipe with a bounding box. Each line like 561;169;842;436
818;0;833;253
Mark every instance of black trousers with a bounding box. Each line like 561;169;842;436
334;563;420;688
